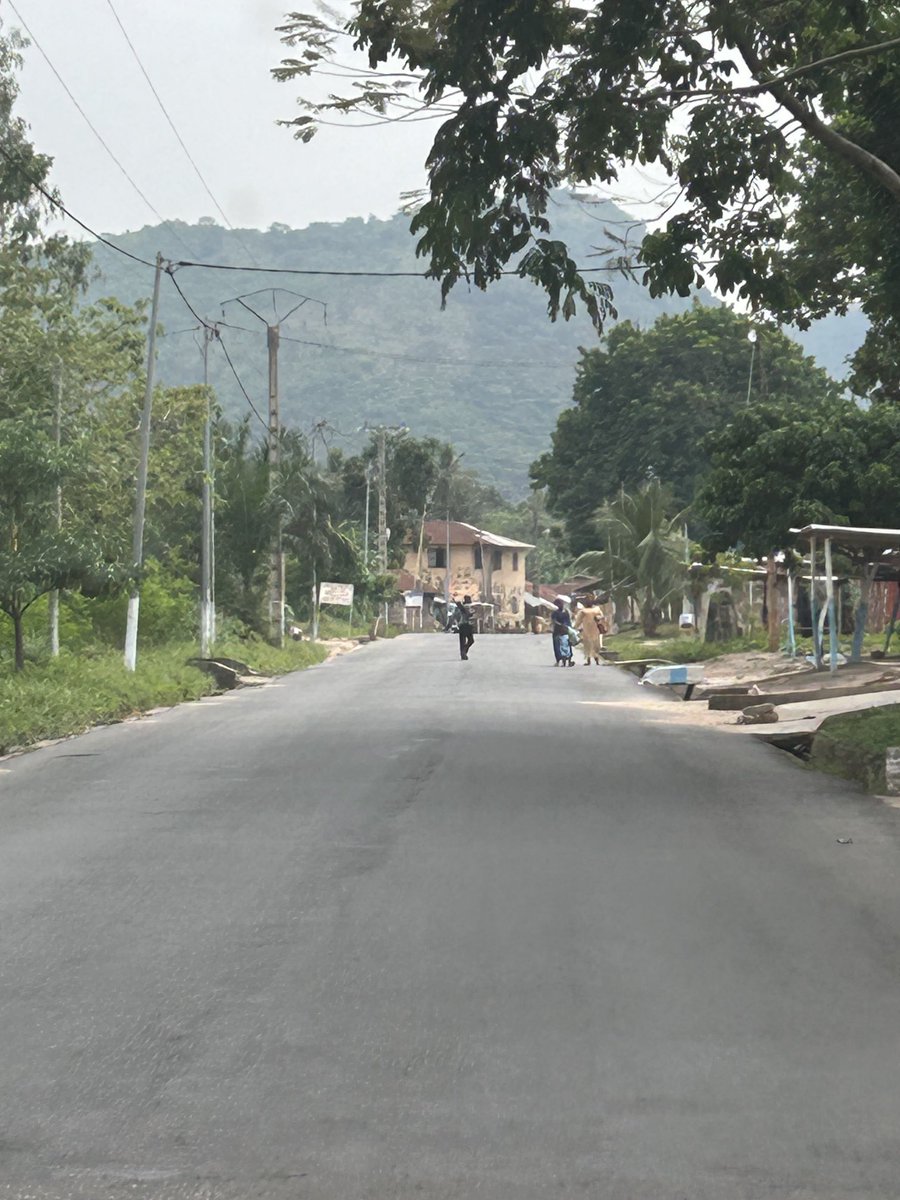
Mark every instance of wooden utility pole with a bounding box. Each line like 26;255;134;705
124;252;164;672
267;322;284;647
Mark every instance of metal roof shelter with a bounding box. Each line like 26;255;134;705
794;525;900;672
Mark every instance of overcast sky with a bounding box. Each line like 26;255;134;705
10;0;439;236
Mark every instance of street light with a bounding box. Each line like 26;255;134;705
746;328;757;405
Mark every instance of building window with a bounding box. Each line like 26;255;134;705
474;546;483;569
512;552;519;571
492;549;503;570
427;546;446;568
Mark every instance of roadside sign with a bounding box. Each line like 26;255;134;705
319;581;354;607
405;591;424;608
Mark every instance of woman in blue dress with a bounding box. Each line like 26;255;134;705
551;598;575;666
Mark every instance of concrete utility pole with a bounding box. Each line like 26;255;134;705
266;322;284;646
363;465;372;566
49;363;63;657
124;252;164;672
377;427;388;577
200;325;216;657
376;428;389;627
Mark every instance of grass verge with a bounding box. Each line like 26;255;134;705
810;705;900;793
606;630;769;664
0;637;328;756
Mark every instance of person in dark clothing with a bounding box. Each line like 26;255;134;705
456;595;475;660
551;597;574;666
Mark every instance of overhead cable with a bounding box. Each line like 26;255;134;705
102;0;260;264
172;257;629;278
0;140;157;267
278;333;575;371
7;0;199;260
216;333;268;431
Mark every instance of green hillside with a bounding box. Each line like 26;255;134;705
84;194;860;495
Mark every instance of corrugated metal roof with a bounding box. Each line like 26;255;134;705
419;520;534;551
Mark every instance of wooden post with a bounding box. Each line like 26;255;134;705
767;553;779;651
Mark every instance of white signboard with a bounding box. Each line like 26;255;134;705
405;591;424;609
319;581;354;607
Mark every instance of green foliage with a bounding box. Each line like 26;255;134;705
608;630;769;664
815;705;900;757
0;639;328;755
0;412;118;668
0;28;60;245
572;479;689;636
479;489;571;583
276;1;900;385
531;304;840;550
696;397;900;557
765;42;900;401
331;429;506;559
83;198;720;495
65;559;198;649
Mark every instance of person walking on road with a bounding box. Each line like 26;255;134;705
551;598;575;667
456;595;475;660
574;595;606;665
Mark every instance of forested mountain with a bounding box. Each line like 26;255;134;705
84;193;862;496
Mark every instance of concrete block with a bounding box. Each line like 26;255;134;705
886;747;900;796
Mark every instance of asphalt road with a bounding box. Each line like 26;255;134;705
2;634;900;1199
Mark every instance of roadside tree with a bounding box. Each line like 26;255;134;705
572;479;689;637
276;0;900;375
531;305;837;554
0;416;114;669
696;398;900;557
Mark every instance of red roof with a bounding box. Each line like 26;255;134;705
418;520;534;551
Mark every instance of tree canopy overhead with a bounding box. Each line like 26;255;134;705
276;0;900;384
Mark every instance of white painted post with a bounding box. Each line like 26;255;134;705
824;537;838;674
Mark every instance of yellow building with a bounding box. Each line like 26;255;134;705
403;521;535;628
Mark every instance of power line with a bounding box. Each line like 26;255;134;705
0;139;157;267
278;333;576;370
102;0;260;265
165;267;208;326
172;257;631;278
216;332;268;431
7;0;199;260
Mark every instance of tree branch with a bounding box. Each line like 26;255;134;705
720;13;900;205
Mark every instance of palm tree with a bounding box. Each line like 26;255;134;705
572;479;689;637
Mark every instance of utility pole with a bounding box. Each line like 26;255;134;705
200;325;216;657
363;465;371;566
49;362;63;657
124;252;164;672
220;288;325;648
377;427;388;575
266;322;284;646
377;427;389;627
